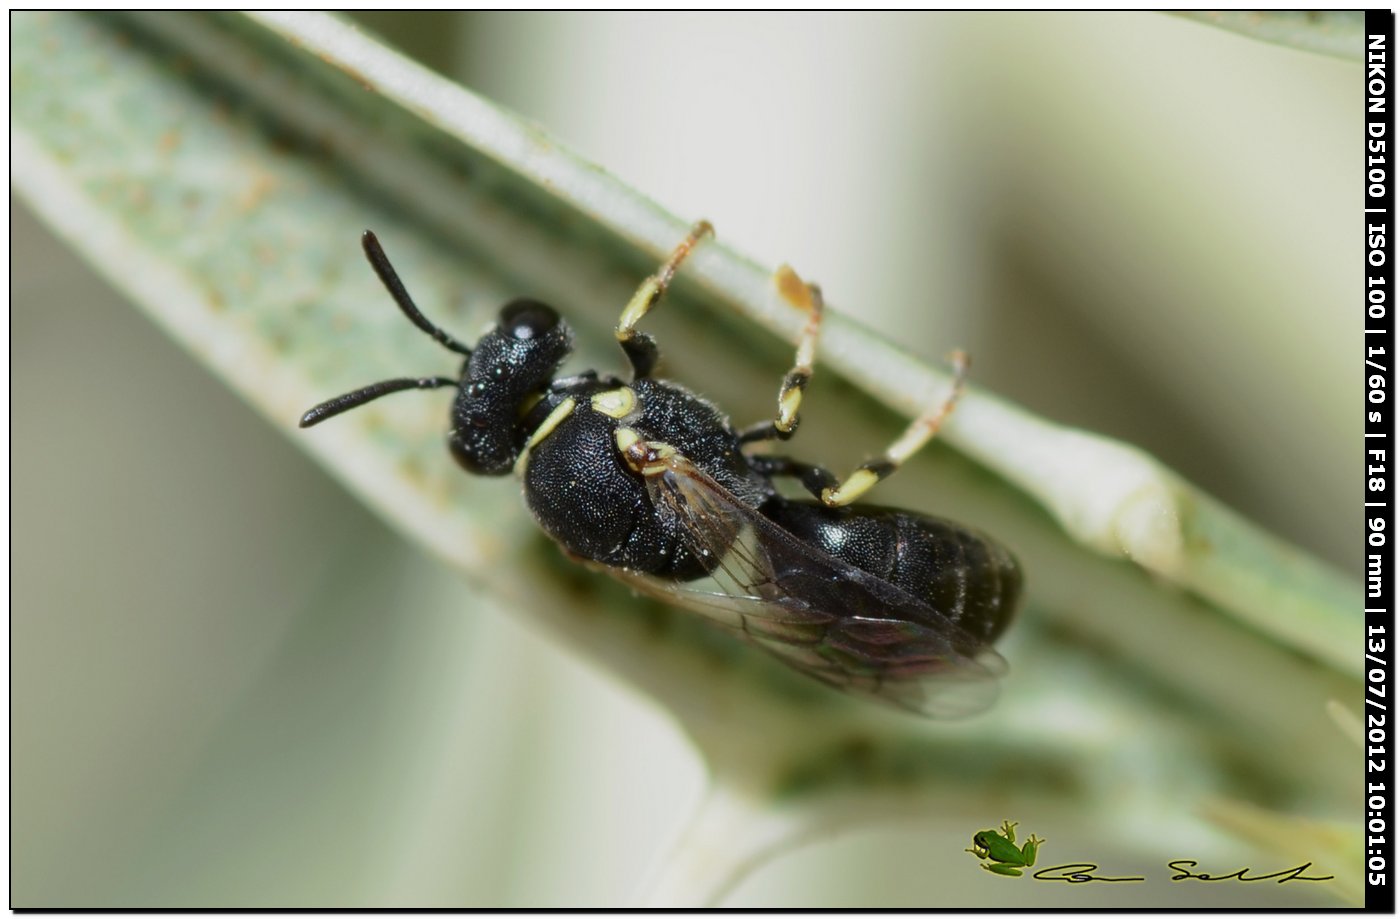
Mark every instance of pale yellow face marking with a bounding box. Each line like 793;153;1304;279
591;386;637;419
821;467;879;507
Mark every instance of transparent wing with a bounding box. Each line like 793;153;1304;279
606;453;1006;719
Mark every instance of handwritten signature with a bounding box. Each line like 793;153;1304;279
1028;861;1334;885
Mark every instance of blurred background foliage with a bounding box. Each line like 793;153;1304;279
12;12;1358;907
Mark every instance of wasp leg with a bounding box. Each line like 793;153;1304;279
615;220;714;379
820;350;970;507
739;268;826;445
747;454;837;501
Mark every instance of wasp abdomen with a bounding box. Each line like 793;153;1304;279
759;500;1022;643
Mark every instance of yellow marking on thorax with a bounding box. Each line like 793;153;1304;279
614;426;676;476
615;426;641;452
525;398;576;451
514;397;577;475
515;397;574;476
591;386;637;419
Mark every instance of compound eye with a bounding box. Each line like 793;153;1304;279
499;298;559;340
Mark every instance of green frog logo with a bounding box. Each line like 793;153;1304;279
965;820;1045;877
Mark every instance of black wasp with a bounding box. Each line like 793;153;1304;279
301;223;1022;717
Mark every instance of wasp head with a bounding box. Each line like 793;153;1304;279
446;299;573;475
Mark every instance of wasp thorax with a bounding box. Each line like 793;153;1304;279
448;299;574;476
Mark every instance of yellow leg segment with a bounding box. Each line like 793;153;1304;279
737;265;826;445
615;220;714;377
820;349;970;507
771;266;825;436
